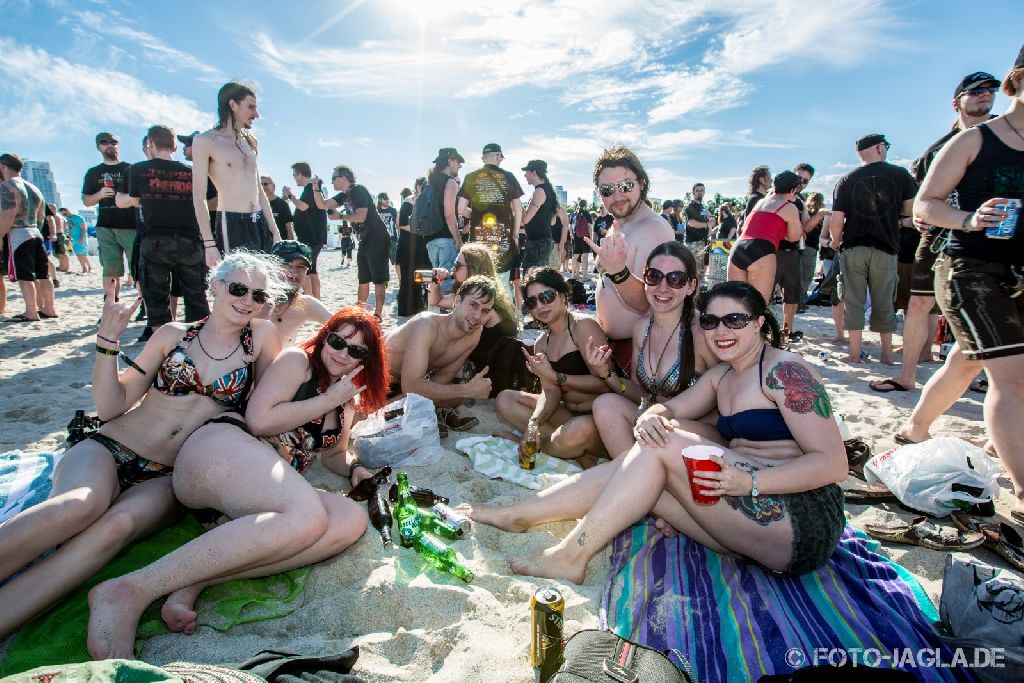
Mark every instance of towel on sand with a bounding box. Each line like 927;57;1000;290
1;515;309;676
601;520;974;683
0;450;61;525
455;435;581;490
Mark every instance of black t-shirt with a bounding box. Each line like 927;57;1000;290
594;214;613;238
339;184;387;239
458;165;524;239
684;201;709;242
269;196;292;233
399;199;413;227
804;210;823;251
82;161;137;229
717;215;737;239
293;183;328;245
832;162;917;254
744;192;765;219
127;158;198;236
778;197;804;251
379;206;398;239
524;182;557;241
42;202;56;239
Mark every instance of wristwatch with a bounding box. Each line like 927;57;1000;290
750;470;760;498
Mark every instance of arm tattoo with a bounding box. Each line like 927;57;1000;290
766;361;833;418
0;183;16;210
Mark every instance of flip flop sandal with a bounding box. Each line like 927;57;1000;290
5;314;40;323
893;434;919;446
952;512;1024;572
969;378;988;393
869;379;909;393
864;515;985;551
844;438;872;480
39;312;58;319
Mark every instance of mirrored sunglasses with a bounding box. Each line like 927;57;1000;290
598;179;636;197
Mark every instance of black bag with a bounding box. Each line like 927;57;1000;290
66;409;104;446
566;278;588;306
409;184;445;237
545;629;695;683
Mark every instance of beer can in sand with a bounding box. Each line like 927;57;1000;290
432;502;471;535
530;587;564;678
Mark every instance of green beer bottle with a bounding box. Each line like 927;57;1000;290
395;472;421;548
414;533;475;583
420;508;464;540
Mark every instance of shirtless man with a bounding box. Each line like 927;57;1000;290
584;146;675;375
191;82;280;267
264;240;331;346
386;275;494;415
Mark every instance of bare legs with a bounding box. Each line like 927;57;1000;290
980;354;1024;516
496;390;605;462
357;282;387;318
895;345;981;443
830;304;845;342
593;393;724;460
728;255;776;308
882;295;936;388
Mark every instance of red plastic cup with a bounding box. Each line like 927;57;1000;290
683;445;724;505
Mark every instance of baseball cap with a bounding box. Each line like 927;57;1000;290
482;142;503;154
95;132;118;145
856;133;889;151
176;130;201;148
433;147;465;163
1015;44;1024;70
522;159;547;175
953;71;1000;98
271;240;313;268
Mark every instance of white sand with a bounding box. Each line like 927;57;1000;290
0;247;1012;681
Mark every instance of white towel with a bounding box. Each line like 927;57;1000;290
0;450;62;524
454;435;582;490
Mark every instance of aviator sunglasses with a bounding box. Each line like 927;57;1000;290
643;267;690;289
698;312;757;331
221;280;269;305
325;332;371;359
524;289;559;311
597;178;636;197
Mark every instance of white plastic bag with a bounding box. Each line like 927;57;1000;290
864;437;1001;517
350;393;443;469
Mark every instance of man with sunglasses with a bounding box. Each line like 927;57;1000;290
83;132;137;302
829;133;918;365
584;146;675;374
263;240;330;346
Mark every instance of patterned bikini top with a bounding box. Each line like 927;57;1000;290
266;371;343;474
153;317;255;409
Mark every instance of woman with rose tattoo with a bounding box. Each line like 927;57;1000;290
463;281;846;582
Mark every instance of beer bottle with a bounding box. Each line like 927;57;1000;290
367;486;394;547
394;472;421;548
347;465;392;502
388;482;449;507
420;508;463;540
414;533;474;583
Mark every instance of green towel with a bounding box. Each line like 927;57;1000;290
1;515;309;676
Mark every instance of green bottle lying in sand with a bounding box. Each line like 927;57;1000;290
395;472;421;548
414;532;474;583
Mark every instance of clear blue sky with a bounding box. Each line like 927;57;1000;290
1;0;1020;209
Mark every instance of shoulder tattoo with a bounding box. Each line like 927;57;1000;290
765;361;833;418
0;182;16;210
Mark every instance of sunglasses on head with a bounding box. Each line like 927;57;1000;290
325;332;370;359
222;280;269;304
699;312;757;331
598;179;636;197
643;267;690;289
524;289;559;311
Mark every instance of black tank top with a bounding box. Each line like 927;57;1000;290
524;182;557;241
946;123;1024;265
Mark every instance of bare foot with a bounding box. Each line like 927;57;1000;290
984;441;998;457
880;356;896;366
896;423;930;443
830;336;847;343
456;502;530;533
160;586;203;634
575;453;599;470
509;545;586;584
654;516;678;538
841;355;863;364
87;577;152;659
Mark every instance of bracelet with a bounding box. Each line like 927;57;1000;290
204;244;218;249
961;211;975;230
95;344;119;356
96;334;119;345
609;266;631;285
600;370;612;380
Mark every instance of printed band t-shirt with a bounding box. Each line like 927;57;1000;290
269;196;293;235
82;161;137;229
337;184;387;239
128;158;198;236
832;161;917;254
457;165;524;239
379;205;398;239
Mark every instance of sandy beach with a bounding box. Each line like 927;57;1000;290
0;245;1009;681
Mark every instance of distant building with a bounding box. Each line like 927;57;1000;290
592;189;601;207
79;208;97;227
554;185;568;206
22;160;62;207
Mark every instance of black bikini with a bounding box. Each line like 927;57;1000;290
544;315;591;377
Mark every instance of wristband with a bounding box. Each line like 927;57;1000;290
961;211;975;230
96;334;119;345
609;266;631;285
95;344;119;356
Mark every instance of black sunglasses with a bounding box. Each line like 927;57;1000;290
524;289;559;311
597;179;636;197
699;312;757;330
325;332;371;359
222;280;269;304
643;267;690;289
962;86;998;97
99;140;118;146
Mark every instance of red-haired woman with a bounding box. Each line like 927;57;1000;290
85;306;390;659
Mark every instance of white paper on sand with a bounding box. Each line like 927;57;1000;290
454;435;582;490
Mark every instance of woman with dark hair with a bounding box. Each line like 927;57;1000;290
86;306;389;657
716;204;737;240
396;178;432;317
585;241;719;458
743;166;772;219
571;199;593;280
728;171;803;304
496;267;610;467
466;281;846;583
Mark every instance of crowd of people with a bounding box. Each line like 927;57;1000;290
0;44;1022;661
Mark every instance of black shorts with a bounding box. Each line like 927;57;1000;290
935;254;1024;361
54;232;68;254
909;229;946;296
357;231;390;284
7;235;49;281
895;261;913;311
573;236;591;255
340;235;353;256
214;211;273;254
774;248;802;305
730;238;775;271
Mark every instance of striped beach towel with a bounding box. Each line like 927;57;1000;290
0;450;60;525
601;520;975;682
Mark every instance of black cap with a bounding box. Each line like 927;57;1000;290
271;240;312;268
95;132;118;145
953;71;1000;98
482;142;502;154
521;159;547;175
856;133;889;151
1015;44;1024;70
176;130;201;148
433;147;465;163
